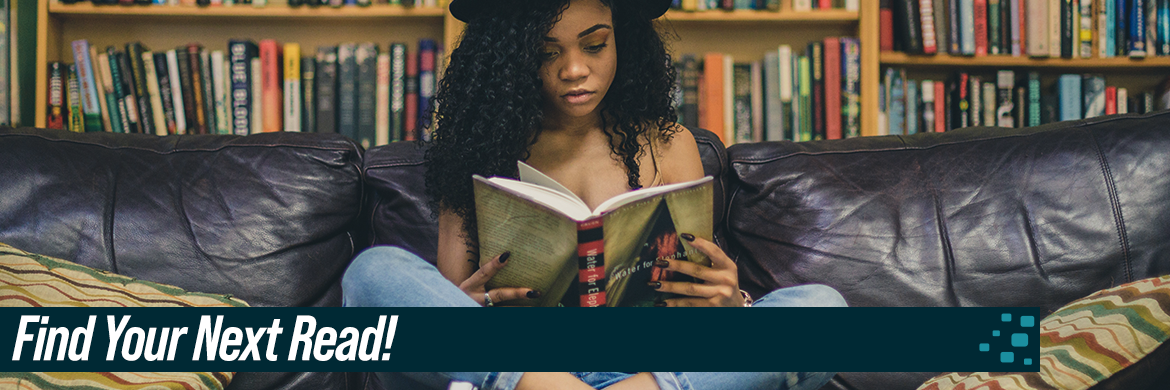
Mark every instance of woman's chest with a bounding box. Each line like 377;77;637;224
526;149;658;210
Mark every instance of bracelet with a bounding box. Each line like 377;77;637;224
739;289;753;307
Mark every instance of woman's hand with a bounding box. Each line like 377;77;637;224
649;234;742;307
459;251;541;306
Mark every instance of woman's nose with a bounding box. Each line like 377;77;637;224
558;51;589;81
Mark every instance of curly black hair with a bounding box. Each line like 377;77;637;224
423;0;680;244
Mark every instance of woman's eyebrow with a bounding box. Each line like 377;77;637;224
543;24;613;42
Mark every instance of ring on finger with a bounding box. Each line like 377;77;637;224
484;292;494;307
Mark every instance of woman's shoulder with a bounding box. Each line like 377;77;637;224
650;123;704;183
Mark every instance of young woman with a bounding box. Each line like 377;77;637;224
342;0;847;388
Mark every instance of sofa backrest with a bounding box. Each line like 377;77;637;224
362;126;729;264
727;111;1170;312
0;128;366;308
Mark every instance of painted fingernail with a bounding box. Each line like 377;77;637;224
654;259;669;268
526;290;541;299
680;233;695;241
647;281;662;289
654;301;667;307
499;252;511;263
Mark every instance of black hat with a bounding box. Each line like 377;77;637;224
449;0;672;23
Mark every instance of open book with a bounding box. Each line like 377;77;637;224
473;161;713;307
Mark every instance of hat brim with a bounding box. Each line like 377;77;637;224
450;0;672;23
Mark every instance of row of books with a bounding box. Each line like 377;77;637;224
669;0;859;11
878;68;1170;135
883;0;1170;58
671;37;862;144
58;0;443;7
47;39;443;149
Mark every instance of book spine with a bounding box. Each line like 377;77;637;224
922;80;935;132
404;46;418;141
981;81;996;126
143;51;167;136
114;50;141;133
1011;0;1022;55
809;42;824;140
790;54;801;139
259;40;283;133
67;64;83;132
750;61;763;142
284;43;302;132
229;41;256;136
47;62;65;130
89;46;112;132
937;0;951;54
127;43;155;135
338;43;358;140
356;42;378;148
1131;0;1148;56
0;0;7;125
841;38;861;138
390;43;406;142
576;218;607;307
894;0;925;53
98;53;123;133
974;0;989;55
1083;74;1106;118
1118;0;1129;57
798;56;811;141
1027;71;1041;126
823;38;842;140
316;46;338;134
906;80;919;135
301;56;316;133
879;74;889;136
950;0;964;53
1059;74;1083;120
187;46;208;134
881;0;896;51
1105;85;1118;115
200;50;217;134
1117;87;1129;114
418;39;436;141
889;68;905;135
681;54;700;130
989;0;1001;54
72;40;102;132
969;75;983;126
763;52;783;141
1159;0;1170;55
212;50;229;135
1106;0;1117;56
106;50;134;134
953;71;970;128
1148;0;1158;56
778;46;793;138
251;57;263;135
921;0;939;53
176;48;199;134
167;50;187;134
376;52;391;146
934;79;946;132
1053;0;1066;57
1080;0;1094;56
701;53;725;143
996;70;1015;127
732;63;753;143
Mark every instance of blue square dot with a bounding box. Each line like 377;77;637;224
993;330;1000;336
1024;358;1033;365
980;343;989;352
1021;316;1035;327
1002;313;1012;322
1001;352;1014;363
1012;333;1028;347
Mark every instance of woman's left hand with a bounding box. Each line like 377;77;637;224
650;233;743;307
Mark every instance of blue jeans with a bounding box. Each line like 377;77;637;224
343;246;848;390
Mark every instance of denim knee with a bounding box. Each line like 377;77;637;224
796;284;848;308
754;283;849;308
342;246;424;307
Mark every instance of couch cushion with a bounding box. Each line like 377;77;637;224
363;126;728;264
917;275;1170;390
726;112;1170;390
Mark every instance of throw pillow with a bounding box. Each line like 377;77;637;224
917;275;1170;390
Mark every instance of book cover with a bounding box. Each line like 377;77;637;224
922;80;935;133
284;43;302;132
906;79;919;135
996;70;1015;127
316;46;338;134
338;43;358;140
390;43;406;142
474;162;713;307
229;40;258;136
166;50;187;134
211;50;229;135
301;56;316;134
259;40;282;133
1082;74;1105;118
1058;73;1083;121
376;52;391;146
1081;0;1095;57
841;38;861;138
142;51;167;136
126;42;155;136
952;71;970;129
921;0;939;53
700;53;725;144
356;42;378;148
732;63;752;144
1131;0;1148;56
47;62;65;130
71;40;102;132
808;42;824;140
823;37;842;140
418;39;437;142
881;0;896;51
1106;0;1118;57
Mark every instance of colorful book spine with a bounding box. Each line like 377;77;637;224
981;81;995;127
798;55;811;141
1106;86;1118;115
1107;0;1118;57
763;51;784;142
126;43;155;136
701;53;725;144
893;0;924;53
316;46;338;134
888;68;905;135
778;45;793;140
356;42;378;148
301;56;316;134
46;62;64;130
969;75;983;126
1058;74;1083;121
142;51;167;136
98;53;123;133
1159;0;1170;55
808;42;824;140
376;52;391;146
934;80;946;132
1082;74;1106;118
228;40;258;136
166;50;187;134
1117;87;1129;114
71;40;102;132
211;50;229;135
921;0;939;53
114;52;140;133
67;64;83;132
974;0;989;55
1027;71;1041;127
881;0;895;51
996;70;1015;127
680;54;700;130
921;80;935;133
949;0;964;53
952;71;970;129
259;40;282;133
284;43;302;132
576;218;607;307
841;38;861;138
106;50;134;133
418;39;436;141
823;38;842;140
404;47;418;141
1131;0;1148;56
1080;0;1094;57
251;57;263;135
338;43;358;140
176;49;199;134
390;43;406;142
199;50;217;134
89;46;112;132
989;0;1001;54
906;80;919;135
732;63;753;143
1118;0;1129;57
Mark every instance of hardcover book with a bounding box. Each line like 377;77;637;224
176;48;199;134
259;40;282;133
284;43;302;132
211;50;229;135
356;42;378;148
823;37;842;140
199;49;217;134
1082;74;1106;118
763;51;784;142
47;62;65;130
841;38;861;138
732;63;752;144
376;52;391;146
390;43;407;142
142;51;167;136
126;42;155;136
418;39;437;142
996;70;1015;127
316;46;338;134
969;75;983;127
229;40;258;136
302;56;316;134
338;43;358;140
166;50;187;134
71;40;102;132
474;161;713;308
906;79;919;135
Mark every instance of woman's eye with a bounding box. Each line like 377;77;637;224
541;51;559;60
585;43;608;53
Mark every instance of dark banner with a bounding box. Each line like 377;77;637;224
3;307;1040;372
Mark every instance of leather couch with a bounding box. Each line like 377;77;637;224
4;109;1170;390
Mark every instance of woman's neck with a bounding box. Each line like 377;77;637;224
541;108;605;136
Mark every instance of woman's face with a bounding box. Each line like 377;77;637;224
538;0;617;122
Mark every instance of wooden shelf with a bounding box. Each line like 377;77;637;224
48;2;445;20
663;9;858;23
881;52;1170;69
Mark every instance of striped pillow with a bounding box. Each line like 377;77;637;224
0;242;242;389
918;275;1170;390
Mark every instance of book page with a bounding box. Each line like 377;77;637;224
517;160;583;203
592;176;714;216
478;176;592;221
474;179;579;307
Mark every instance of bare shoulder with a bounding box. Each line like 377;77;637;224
653;123;704;183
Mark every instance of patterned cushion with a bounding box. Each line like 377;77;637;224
918;275;1170;390
0;243;248;307
0;242;242;389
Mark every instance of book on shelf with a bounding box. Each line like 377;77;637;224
732;63;752;144
71;40;102;132
404;47;418;141
301;55;316;134
981;80;995;126
473;161;713;307
212;50;230;135
229;40;258;136
47;62;65;130
127;42;156;136
259;39;282;133
390;43;407;142
842;37;861;138
1058;73;1083;121
175;48;198;134
906;78;919;134
337;43;358;140
376;52;391;146
315;45;337;134
166;49;187;134
251;56;263;134
823;37;842;140
418;39;436;142
808;42;824;140
1083;74;1106;118
284;43;302;132
67;64;83;132
996;70;1014;127
199;48;218;134
143;50;167;136
356;42;378;148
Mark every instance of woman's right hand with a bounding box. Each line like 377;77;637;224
459;251;541;306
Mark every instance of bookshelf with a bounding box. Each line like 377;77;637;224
34;0;882;137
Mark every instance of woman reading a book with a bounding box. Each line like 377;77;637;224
343;0;847;389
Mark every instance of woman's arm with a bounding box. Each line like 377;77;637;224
437;208;476;285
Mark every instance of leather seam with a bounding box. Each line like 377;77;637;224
0;133;359;154
1088;129;1134;283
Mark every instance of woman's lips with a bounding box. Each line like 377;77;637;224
563;91;594;104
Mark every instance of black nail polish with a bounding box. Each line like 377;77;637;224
526;290;541;299
655;259;669;268
654;301;667;307
647;281;662;289
499;252;511;263
680;233;695;241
